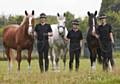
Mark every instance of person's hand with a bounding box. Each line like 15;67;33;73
92;32;99;39
43;33;48;36
95;34;99;39
34;32;37;38
112;42;115;48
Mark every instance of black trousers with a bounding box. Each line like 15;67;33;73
69;48;81;71
99;40;115;70
102;50;115;70
37;41;49;72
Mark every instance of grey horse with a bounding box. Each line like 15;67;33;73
49;13;68;71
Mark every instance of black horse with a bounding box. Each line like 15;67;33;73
87;11;102;71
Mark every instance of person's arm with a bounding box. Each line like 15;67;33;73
110;32;114;44
48;32;53;36
64;31;70;42
48;24;53;37
80;31;83;47
109;25;114;44
34;25;38;38
64;36;69;41
80;39;83;47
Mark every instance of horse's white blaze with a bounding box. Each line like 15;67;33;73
28;26;32;35
28;17;33;35
92;18;95;33
29;17;32;26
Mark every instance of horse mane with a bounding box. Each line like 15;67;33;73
20;16;28;28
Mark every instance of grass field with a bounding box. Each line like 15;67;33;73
0;58;120;84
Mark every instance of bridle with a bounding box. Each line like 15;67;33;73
57;25;65;37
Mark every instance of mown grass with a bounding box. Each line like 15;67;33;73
0;57;120;84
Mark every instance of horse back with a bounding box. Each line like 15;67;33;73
3;24;19;49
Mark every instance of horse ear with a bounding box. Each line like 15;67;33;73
57;13;60;17
87;11;91;16
94;11;97;16
32;10;34;15
63;13;66;17
25;10;28;16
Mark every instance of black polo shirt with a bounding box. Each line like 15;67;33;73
97;24;112;42
35;23;52;41
67;29;83;49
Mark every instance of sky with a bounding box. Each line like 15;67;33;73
0;0;102;18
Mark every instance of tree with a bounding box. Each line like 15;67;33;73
78;17;88;32
65;11;74;30
0;15;7;27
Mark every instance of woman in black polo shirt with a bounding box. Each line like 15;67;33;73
66;19;83;71
34;13;52;72
97;14;115;71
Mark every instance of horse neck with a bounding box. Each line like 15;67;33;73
20;17;29;36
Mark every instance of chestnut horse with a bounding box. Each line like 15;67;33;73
3;10;35;71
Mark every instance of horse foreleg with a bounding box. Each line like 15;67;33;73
55;48;60;71
89;48;96;71
28;49;32;72
16;49;21;72
63;48;67;70
91;52;97;71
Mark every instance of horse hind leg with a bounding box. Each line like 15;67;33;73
5;48;13;72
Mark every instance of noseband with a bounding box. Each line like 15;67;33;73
58;25;65;29
58;25;65;37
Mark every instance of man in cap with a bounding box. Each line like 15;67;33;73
65;19;83;71
97;14;115;71
34;13;53;72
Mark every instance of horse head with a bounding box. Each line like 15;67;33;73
87;11;97;35
24;10;35;36
57;13;66;37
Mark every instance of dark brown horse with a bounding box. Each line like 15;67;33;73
87;11;102;71
3;10;35;72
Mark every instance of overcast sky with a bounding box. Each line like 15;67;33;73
0;0;102;18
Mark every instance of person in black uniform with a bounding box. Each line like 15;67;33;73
97;14;115;71
34;13;52;72
65;19;83;71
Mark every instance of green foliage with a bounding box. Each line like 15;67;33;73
78;17;88;32
99;0;119;14
106;11;120;28
7;15;23;25
0;15;7;27
47;15;57;24
65;11;74;30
